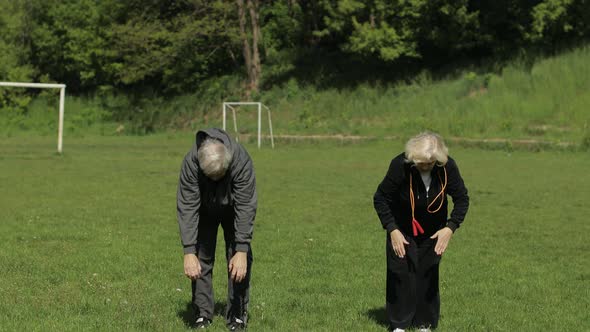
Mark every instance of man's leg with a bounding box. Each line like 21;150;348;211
413;239;441;329
192;214;220;321
225;243;253;325
220;212;253;325
386;235;418;330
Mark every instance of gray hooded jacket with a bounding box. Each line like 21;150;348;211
177;128;257;254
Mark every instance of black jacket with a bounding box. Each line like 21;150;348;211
177;128;257;254
374;153;469;238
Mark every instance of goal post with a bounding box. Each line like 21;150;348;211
222;102;274;149
0;82;66;154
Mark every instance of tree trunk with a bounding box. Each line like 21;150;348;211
237;0;253;96
247;0;261;92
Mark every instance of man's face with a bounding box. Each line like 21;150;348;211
207;170;226;181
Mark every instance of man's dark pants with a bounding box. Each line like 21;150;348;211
386;235;441;330
191;208;253;324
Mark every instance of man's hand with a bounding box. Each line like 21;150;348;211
184;254;202;280
430;227;453;256
390;229;410;258
229;251;248;283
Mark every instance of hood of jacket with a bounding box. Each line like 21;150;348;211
196;128;234;150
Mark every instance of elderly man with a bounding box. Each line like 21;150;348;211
177;128;257;331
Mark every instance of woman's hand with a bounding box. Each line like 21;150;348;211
430;227;453;255
390;229;410;258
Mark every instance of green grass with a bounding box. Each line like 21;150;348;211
1;135;589;331
259;45;590;145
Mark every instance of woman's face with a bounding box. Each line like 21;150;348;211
415;159;436;172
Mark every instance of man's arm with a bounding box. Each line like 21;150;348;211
177;152;201;254
231;151;257;253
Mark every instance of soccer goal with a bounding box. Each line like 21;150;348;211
222;102;274;149
0;81;66;154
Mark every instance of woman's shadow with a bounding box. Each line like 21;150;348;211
177;301;227;328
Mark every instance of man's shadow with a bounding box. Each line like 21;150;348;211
366;306;388;328
178;301;227;328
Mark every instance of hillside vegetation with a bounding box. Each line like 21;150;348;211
2;46;589;148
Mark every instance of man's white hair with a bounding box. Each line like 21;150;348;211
405;131;449;165
197;138;232;180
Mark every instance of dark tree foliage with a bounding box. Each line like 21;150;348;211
1;0;588;104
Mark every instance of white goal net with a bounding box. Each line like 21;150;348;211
0;82;66;153
222;102;274;148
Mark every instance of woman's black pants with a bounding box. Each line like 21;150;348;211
386;235;441;329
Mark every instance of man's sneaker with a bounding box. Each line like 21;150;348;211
418;326;431;332
392;329;405;332
195;317;212;329
227;317;246;331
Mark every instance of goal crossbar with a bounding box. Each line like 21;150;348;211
0;82;66;153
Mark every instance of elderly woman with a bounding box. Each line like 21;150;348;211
373;132;469;332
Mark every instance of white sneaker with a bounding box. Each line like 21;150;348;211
418;327;431;332
392;329;405;332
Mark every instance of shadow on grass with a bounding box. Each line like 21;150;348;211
177;301;228;328
366;306;389;328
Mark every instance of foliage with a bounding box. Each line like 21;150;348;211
16;0;240;95
2;0;589;95
2;0;590;133
0;1;35;112
255;45;589;145
24;0;109;92
416;0;481;62
314;0;426;61
2;45;589;147
528;0;590;47
104;0;239;94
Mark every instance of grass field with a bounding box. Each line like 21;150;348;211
0;135;589;331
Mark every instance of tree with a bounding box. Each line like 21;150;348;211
528;0;590;49
105;0;239;94
416;0;481;63
313;0;426;62
0;0;35;111
237;0;262;96
22;0;110;93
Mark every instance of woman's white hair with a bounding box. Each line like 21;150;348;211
197;138;232;180
405;131;449;165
